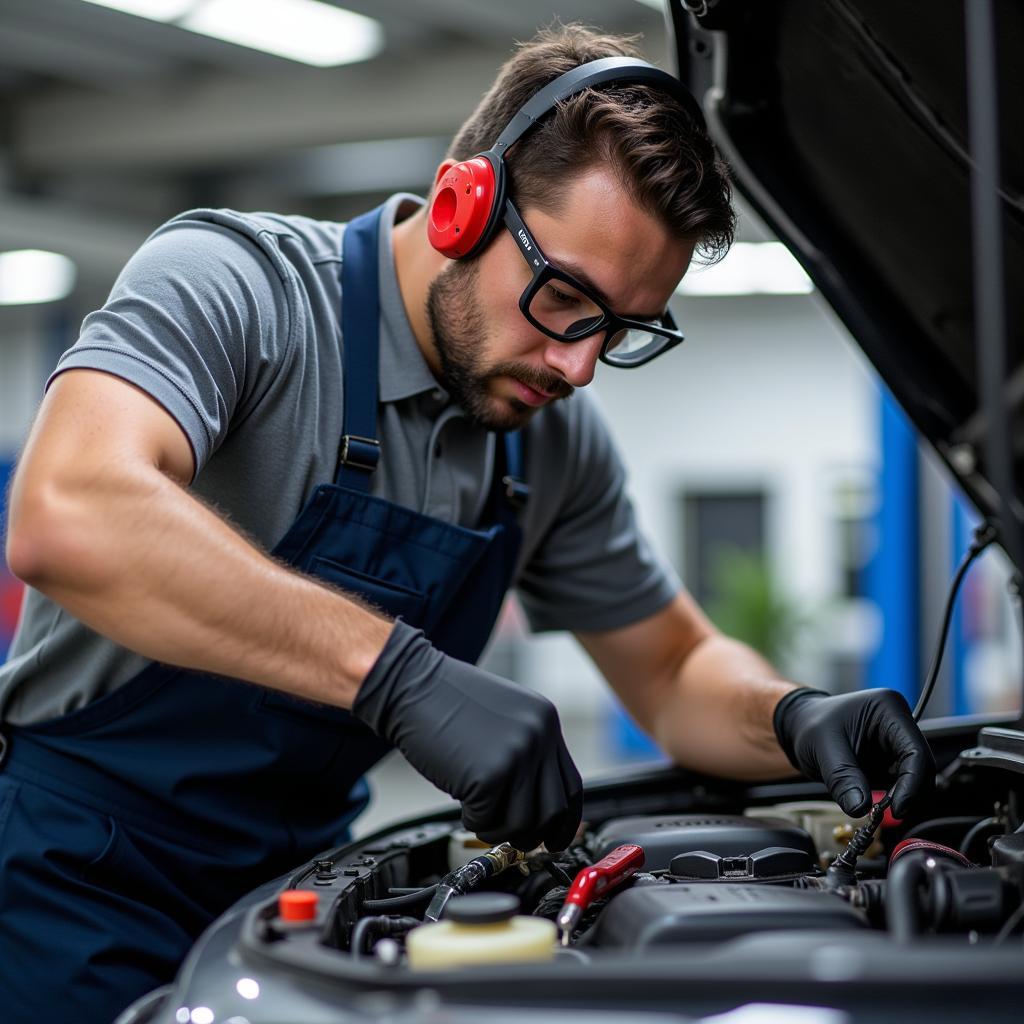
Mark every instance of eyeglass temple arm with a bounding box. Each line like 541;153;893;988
502;202;544;271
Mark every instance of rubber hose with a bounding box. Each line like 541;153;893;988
362;884;438;913
958;816;998;860
350;915;419;960
886;853;932;942
350;916;383;959
903;816;980;843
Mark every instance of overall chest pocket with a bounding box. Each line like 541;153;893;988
253;557;429;728
309;556;430;624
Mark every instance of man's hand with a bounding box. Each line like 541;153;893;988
773;688;935;818
353;619;583;852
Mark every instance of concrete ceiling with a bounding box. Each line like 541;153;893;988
0;0;673;295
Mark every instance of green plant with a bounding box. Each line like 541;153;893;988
704;545;803;668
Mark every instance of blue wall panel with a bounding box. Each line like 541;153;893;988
865;389;921;703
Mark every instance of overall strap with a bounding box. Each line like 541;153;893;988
498;431;530;517
336;206;385;491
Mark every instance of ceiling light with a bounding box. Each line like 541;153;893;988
0;250;77;305
80;0;383;67
81;0;197;20
678;242;814;297
183;0;382;67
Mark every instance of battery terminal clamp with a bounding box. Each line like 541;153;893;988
556;843;645;946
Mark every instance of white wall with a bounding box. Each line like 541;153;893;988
0;307;52;451
502;289;884;754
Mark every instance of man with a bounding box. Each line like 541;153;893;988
1;23;932;1023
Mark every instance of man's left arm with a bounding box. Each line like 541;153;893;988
576;590;935;817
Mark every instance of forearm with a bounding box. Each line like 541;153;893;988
9;462;392;708
652;634;799;780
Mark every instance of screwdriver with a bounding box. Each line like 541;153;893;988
556;843;644;946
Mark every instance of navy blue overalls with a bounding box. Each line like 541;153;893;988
0;206;527;1024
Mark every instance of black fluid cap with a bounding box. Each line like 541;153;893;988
443;893;520;924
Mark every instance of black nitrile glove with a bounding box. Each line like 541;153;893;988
772;687;935;818
353;619;583;851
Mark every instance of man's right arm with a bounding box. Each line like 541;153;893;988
6;367;393;708
6;367;583;849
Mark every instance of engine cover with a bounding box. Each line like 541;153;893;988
668;846;814;883
590;883;866;948
592;814;817;871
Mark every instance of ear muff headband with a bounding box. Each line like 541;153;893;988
427;56;705;260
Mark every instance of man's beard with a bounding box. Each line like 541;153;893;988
426;258;573;431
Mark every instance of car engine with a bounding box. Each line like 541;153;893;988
128;725;1024;1024
241;729;1024;976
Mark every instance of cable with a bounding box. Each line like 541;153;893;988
361;884;438;913
913;522;997;721
903;816;979;843
958;816;999;861
827;523;997;888
992;901;1024;946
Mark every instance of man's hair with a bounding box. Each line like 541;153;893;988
448;23;735;264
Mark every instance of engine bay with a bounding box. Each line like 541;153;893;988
256;798;1019;962
181;723;1024;1023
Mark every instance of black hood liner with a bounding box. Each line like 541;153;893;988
672;0;1024;560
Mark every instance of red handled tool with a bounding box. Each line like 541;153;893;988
556;843;645;946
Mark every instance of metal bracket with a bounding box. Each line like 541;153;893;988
339;435;381;473
502;475;531;510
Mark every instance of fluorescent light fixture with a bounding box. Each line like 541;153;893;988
81;0;196;19
0;250;77;306
80;0;383;67
678;242;814;297
184;0;382;67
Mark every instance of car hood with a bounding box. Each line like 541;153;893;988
669;0;1023;558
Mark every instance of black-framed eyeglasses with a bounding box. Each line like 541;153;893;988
503;200;685;368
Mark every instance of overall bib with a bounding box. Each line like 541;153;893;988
0;206;527;1023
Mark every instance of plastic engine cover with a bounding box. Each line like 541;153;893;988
592;814;817;871
591;884;866;948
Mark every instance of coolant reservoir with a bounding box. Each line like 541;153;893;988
406;893;555;970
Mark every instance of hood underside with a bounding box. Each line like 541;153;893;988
671;0;1024;558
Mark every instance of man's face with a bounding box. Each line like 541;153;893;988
426;165;696;431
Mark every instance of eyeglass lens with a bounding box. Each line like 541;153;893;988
526;274;671;366
527;278;605;339
603;326;670;364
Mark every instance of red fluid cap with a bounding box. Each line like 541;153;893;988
278;889;318;921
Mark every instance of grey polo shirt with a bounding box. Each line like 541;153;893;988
0;193;679;725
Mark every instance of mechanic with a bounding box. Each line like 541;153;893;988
0;23;934;1024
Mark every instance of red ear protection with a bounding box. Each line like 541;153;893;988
427;157;498;259
425;58;705;261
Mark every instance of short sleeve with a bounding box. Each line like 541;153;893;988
516;392;680;633
47;216;292;477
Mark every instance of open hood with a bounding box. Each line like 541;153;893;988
670;0;1024;563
